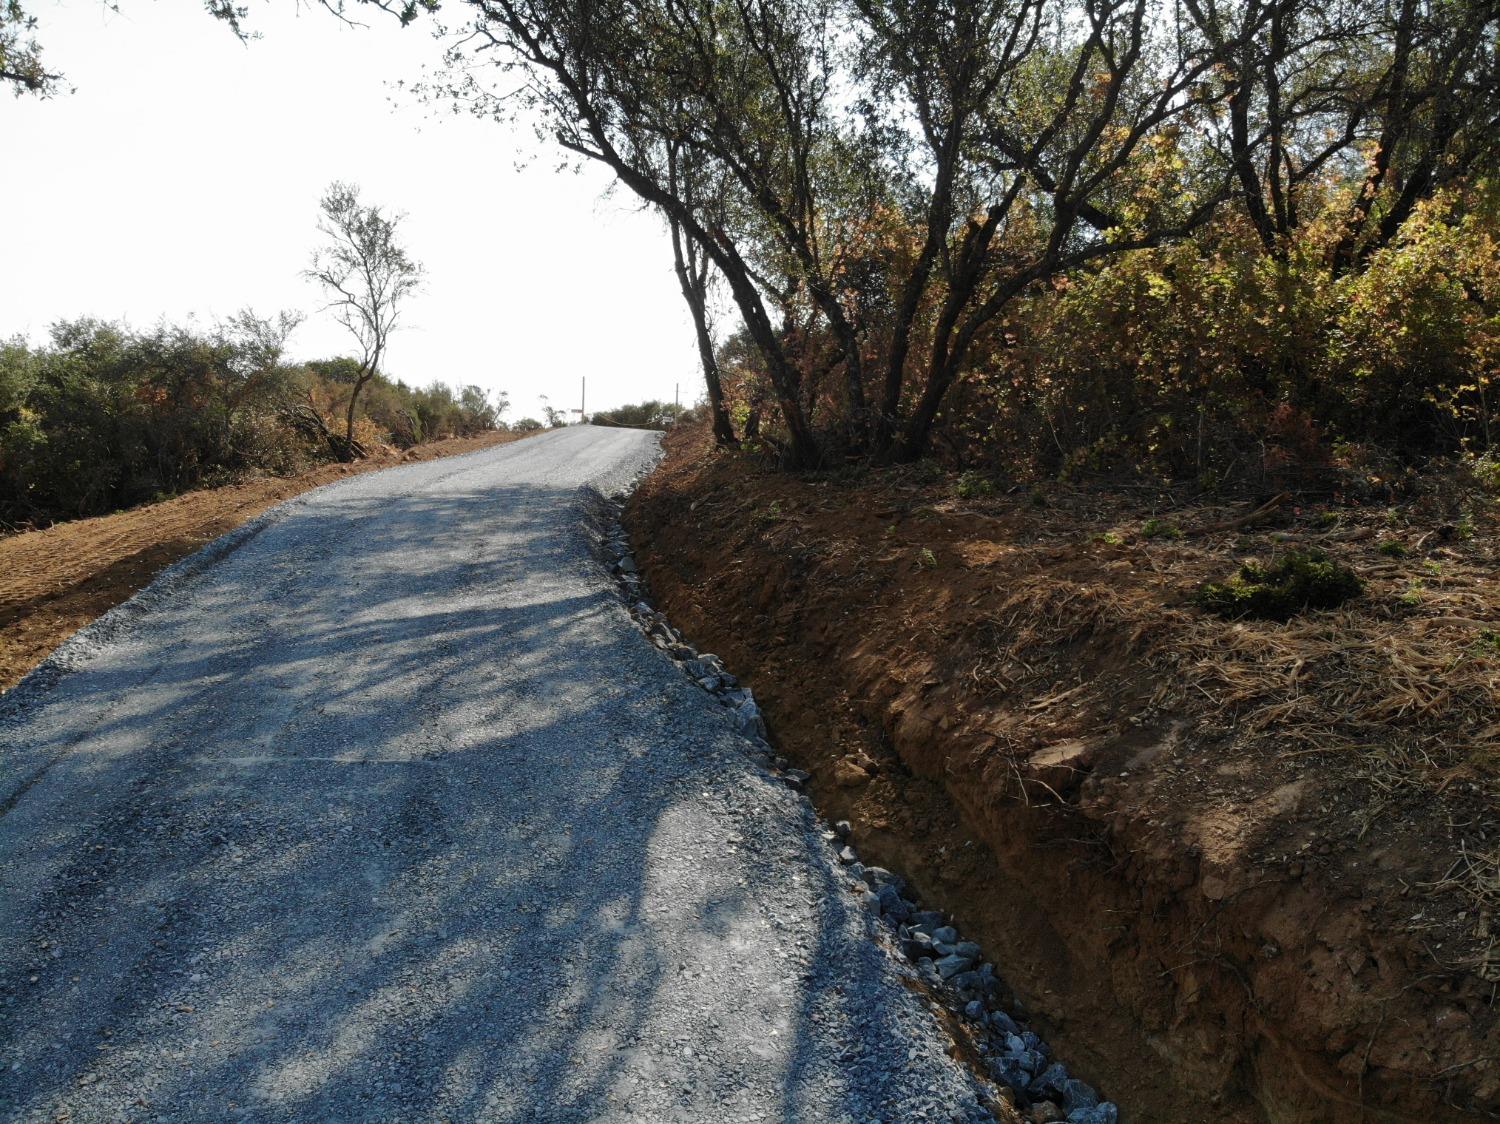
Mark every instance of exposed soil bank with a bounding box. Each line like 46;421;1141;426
627;424;1499;1123
0;430;527;691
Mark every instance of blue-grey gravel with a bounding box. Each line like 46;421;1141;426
0;427;1000;1124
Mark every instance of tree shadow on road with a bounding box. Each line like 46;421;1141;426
0;474;962;1122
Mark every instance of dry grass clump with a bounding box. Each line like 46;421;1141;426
1420;844;1500;981
960;534;1500;783
994;577;1134;654
966;577;1140;695
1154;600;1500;776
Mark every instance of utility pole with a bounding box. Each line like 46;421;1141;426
675;383;679;408
580;376;586;423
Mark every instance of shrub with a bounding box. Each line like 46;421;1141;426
928;183;1499;482
0;319;507;527
955;471;995;499
1196;550;1363;621
590;400;687;429
1142;518;1183;540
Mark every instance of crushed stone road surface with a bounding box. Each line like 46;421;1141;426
0;426;992;1123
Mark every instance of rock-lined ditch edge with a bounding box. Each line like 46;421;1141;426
587;479;1122;1124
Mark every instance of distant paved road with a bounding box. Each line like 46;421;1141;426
0;426;991;1124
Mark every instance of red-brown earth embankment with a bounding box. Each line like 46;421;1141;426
628;423;1499;1122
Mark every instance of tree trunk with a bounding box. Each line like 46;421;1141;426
669;218;737;446
344;370;372;461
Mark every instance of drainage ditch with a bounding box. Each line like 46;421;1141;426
592;484;1122;1124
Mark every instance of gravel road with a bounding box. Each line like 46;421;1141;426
0;426;994;1124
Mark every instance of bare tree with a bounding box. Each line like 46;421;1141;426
306;182;423;459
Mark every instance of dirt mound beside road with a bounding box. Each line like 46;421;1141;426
627;423;1500;1122
0;431;526;692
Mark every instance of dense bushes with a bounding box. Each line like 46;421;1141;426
706;179;1500;485
429;0;1499;472
589;401;689;429
0;317;506;528
934;184;1500;482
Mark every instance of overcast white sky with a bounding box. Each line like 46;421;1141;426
0;1;705;420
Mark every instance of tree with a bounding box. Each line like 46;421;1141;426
1;0;57;95
1182;0;1500;269
423;0;1246;464
305;182;423;459
2;0;438;98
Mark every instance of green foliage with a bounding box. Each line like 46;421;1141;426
0;318;505;527
942;181;1500;481
305;356;363;385
1196;550;1363;621
2;0;63;96
955;471;995;499
589;400;687;429
1141;518;1183;540
0;317;303;525
754;499;785;525
1378;539;1409;558
1474;456;1500;494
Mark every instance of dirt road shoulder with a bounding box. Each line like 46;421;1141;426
0;431;527;691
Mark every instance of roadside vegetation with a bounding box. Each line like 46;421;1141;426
15;0;1494;484
0;317;508;530
0;180;509;531
401;0;1499;483
589;400;694;429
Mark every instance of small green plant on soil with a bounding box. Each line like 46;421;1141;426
1475;629;1500;657
1316;510;1340;529
918;547;938;570
755;499;785;525
1196;549;1363;621
955;471;995;499
1400;580;1426;607
1093;530;1123;545
1142;517;1183;540
1455;515;1476;541
1378;539;1408;557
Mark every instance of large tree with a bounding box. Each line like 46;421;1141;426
424;0;1247;463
